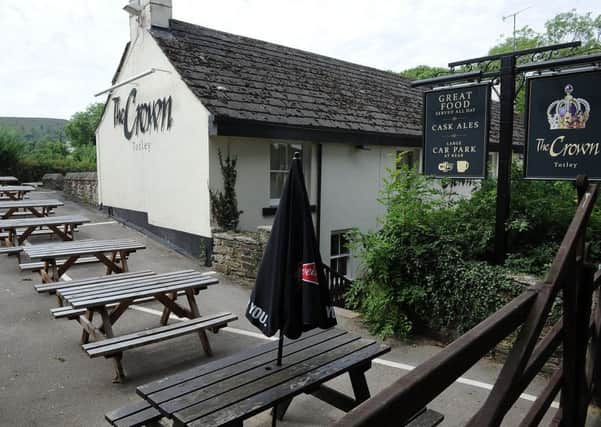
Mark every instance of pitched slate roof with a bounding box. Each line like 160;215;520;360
150;19;523;146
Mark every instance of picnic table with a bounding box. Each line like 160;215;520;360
0;214;90;246
23;238;145;283
107;328;390;426
0;176;18;184
0;198;63;219
55;270;235;382
0;185;35;200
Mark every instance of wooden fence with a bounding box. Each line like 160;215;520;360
334;178;601;426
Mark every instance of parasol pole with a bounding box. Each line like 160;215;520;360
276;150;301;368
276;330;284;366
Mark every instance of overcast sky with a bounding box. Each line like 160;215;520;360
0;0;598;119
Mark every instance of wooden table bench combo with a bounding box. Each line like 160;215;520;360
105;328;391;427
0;199;63;219
54;270;235;382
0;185;35;200
0;214;89;246
0;176;18;184
22;238;145;282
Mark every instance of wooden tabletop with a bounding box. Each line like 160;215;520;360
61;270;218;309
0;185;35;192
136;328;390;427
0;215;90;230
0;199;63;209
23;238;145;260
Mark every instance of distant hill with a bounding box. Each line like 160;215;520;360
0;117;68;142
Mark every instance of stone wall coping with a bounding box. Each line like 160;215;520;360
213;232;258;244
64;171;97;180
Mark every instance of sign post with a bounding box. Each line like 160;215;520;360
411;41;598;265
423;83;490;179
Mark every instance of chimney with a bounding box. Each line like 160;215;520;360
124;0;172;40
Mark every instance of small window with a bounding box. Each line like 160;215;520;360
487;152;498;178
270;143;303;205
396;149;420;170
330;230;350;277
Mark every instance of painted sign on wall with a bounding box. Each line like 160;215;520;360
524;70;600;180
422;83;490;178
112;88;173;140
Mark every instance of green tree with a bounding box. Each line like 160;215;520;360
64;103;104;147
400;65;449;80
0;127;24;175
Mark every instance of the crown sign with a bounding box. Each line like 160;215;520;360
546;84;590;130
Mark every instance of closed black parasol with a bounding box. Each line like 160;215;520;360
245;153;337;366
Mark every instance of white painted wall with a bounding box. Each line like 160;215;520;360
319;144;401;278
209;136;317;232
96;28;212;237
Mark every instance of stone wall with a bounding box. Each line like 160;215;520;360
41;173;64;190
63;172;98;206
212;226;271;284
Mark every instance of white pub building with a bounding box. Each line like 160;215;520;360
96;0;521;278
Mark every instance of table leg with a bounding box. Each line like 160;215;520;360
99;307;125;383
273;397;293;421
95;253;123;275
47;224;71;242
57;255;79;280
185;289;212;356
108;252;118;275
2;207;16;219
5;230;14;247
81;310;95;344
160;292;177;325
51;260;60;282
349;363;371;403
119;251;129;272
17;226;36;245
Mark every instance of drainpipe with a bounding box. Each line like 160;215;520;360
316;143;322;245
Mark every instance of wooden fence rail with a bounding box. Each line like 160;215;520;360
334;178;601;427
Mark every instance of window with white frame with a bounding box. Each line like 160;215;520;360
269;143;305;205
330;230;350;277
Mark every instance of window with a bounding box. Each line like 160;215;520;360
270;143;303;205
396;149;421;170
487;152;498;178
330;230;350;277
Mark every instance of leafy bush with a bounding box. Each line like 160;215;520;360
210;149;242;231
348;158;598;339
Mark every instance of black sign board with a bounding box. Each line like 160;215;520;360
422;83;490;178
524;70;601;180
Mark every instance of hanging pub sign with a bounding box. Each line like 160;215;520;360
524;70;600;180
422;83;490;179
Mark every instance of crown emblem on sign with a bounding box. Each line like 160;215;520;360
546;84;590;130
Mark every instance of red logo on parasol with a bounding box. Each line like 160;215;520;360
301;263;319;285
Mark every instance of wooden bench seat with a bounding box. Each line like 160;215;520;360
50;290;193;320
0;246;23;255
35;270;155;294
83;312;237;358
0;210;54;218
105;400;162;427
20;254;121;272
0;228;56;239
